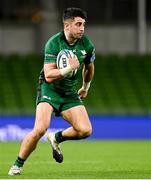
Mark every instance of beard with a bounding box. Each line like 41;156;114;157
72;32;83;39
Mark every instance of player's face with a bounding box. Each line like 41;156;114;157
65;17;85;39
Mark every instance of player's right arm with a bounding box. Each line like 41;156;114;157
44;63;62;83
44;58;79;83
44;38;79;83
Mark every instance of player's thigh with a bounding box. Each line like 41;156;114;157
34;102;54;131
61;105;92;131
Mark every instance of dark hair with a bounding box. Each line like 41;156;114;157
62;7;87;21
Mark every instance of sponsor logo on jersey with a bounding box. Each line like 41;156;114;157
45;53;56;58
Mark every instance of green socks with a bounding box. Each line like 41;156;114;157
14;156;25;167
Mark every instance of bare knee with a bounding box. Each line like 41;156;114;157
77;125;92;138
31;127;47;140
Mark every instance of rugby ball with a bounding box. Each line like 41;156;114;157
56;49;77;77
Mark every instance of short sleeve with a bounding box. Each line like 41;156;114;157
83;36;96;65
44;40;58;64
84;47;96;64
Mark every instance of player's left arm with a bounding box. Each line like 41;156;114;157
78;62;94;98
78;45;95;98
78;38;96;98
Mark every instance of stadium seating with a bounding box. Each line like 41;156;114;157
84;54;151;115
0;54;151;115
0;54;43;114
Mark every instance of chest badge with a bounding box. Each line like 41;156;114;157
81;50;87;56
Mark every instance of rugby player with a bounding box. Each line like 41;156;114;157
8;7;95;175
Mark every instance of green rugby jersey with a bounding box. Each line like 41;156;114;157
39;31;95;95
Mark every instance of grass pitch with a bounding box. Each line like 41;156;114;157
0;140;150;179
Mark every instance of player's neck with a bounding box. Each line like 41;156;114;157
64;31;77;45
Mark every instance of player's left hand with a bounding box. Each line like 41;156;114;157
78;88;88;99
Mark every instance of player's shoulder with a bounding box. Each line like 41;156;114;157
81;35;95;51
81;35;94;46
45;32;62;46
44;32;64;53
81;35;95;53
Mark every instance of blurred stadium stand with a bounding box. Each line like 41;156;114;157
0;54;43;114
87;54;151;115
0;54;151;115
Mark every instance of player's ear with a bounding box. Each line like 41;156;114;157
64;19;72;30
64;21;69;30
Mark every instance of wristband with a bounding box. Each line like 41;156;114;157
60;65;72;77
82;81;91;91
